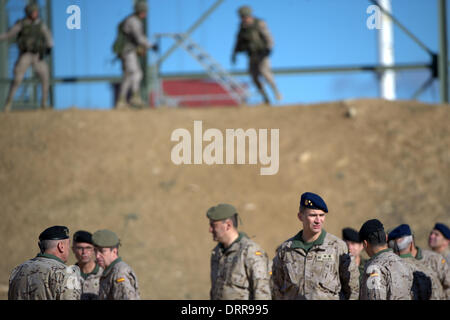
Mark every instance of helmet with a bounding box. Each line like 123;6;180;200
25;3;39;17
238;5;252;17
134;1;148;13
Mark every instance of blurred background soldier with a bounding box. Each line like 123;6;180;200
231;5;281;105
358;219;413;300
72;230;104;300
342;227;368;281
113;0;158;109
388;224;445;300
428;223;450;264
207;203;271;300
92;229;140;300
0;3;53;112
8;226;81;300
271;192;359;300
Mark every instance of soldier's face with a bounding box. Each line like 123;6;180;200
345;240;364;257
429;229;448;249
298;209;326;235
72;242;95;264
95;247;118;268
209;220;228;242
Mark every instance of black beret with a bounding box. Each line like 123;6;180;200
342;227;361;242
300;192;328;213
39;226;69;241
388;224;412;241
73;230;93;244
359;219;384;241
434;223;450;239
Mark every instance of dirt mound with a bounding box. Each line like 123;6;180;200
0;99;449;299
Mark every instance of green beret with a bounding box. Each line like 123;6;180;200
134;1;148;13
39;226;69;241
206;203;238;221
238;6;252;17
92;229;120;247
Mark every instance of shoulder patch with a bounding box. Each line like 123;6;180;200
442;259;446;264
116;277;125;283
369;273;379;277
255;251;262;256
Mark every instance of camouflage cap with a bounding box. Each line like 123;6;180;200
238;5;252;17
25;3;39;17
206;203;237;221
134;1;148;13
92;229;120;248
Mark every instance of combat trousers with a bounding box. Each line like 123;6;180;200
5;52;49;109
249;53;280;103
118;50;143;100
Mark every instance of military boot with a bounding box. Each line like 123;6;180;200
130;93;146;109
3;101;12;112
115;97;129;110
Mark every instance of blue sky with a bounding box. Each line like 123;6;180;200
4;0;446;108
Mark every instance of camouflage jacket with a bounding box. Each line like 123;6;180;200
271;230;360;300
233;18;274;56
210;232;271;300
98;258;140;300
8;253;81;300
401;254;445;300
415;247;450;299
77;263;103;300
360;249;413;300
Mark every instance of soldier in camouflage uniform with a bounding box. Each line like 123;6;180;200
92;229;140;300
113;0;158;109
394;224;450;299
72;230;104;300
358;219;414;300
388;224;445;300
207;203;271;300
0;4;53;112
8;226;82;300
271;192;360;300
231;6;282;105
342;227;368;282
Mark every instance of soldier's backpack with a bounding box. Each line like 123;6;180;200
112;20;127;57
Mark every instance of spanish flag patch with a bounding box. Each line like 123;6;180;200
255;251;262;256
116;278;125;283
369;273;379;277
442;259;446;264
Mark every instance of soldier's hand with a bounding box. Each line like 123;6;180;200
46;47;52;56
136;46;146;56
151;43;159;52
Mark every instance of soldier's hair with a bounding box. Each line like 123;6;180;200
38;239;59;253
396;235;413;251
365;230;387;247
227;214;238;228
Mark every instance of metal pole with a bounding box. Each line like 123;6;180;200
46;0;54;107
438;0;448;103
377;0;396;100
157;0;224;65
0;0;8;110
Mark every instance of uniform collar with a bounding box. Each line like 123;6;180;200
102;257;122;277
399;253;414;259
291;229;327;250
219;232;247;253
371;248;392;259
36;253;65;264
77;262;101;279
415;246;423;260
